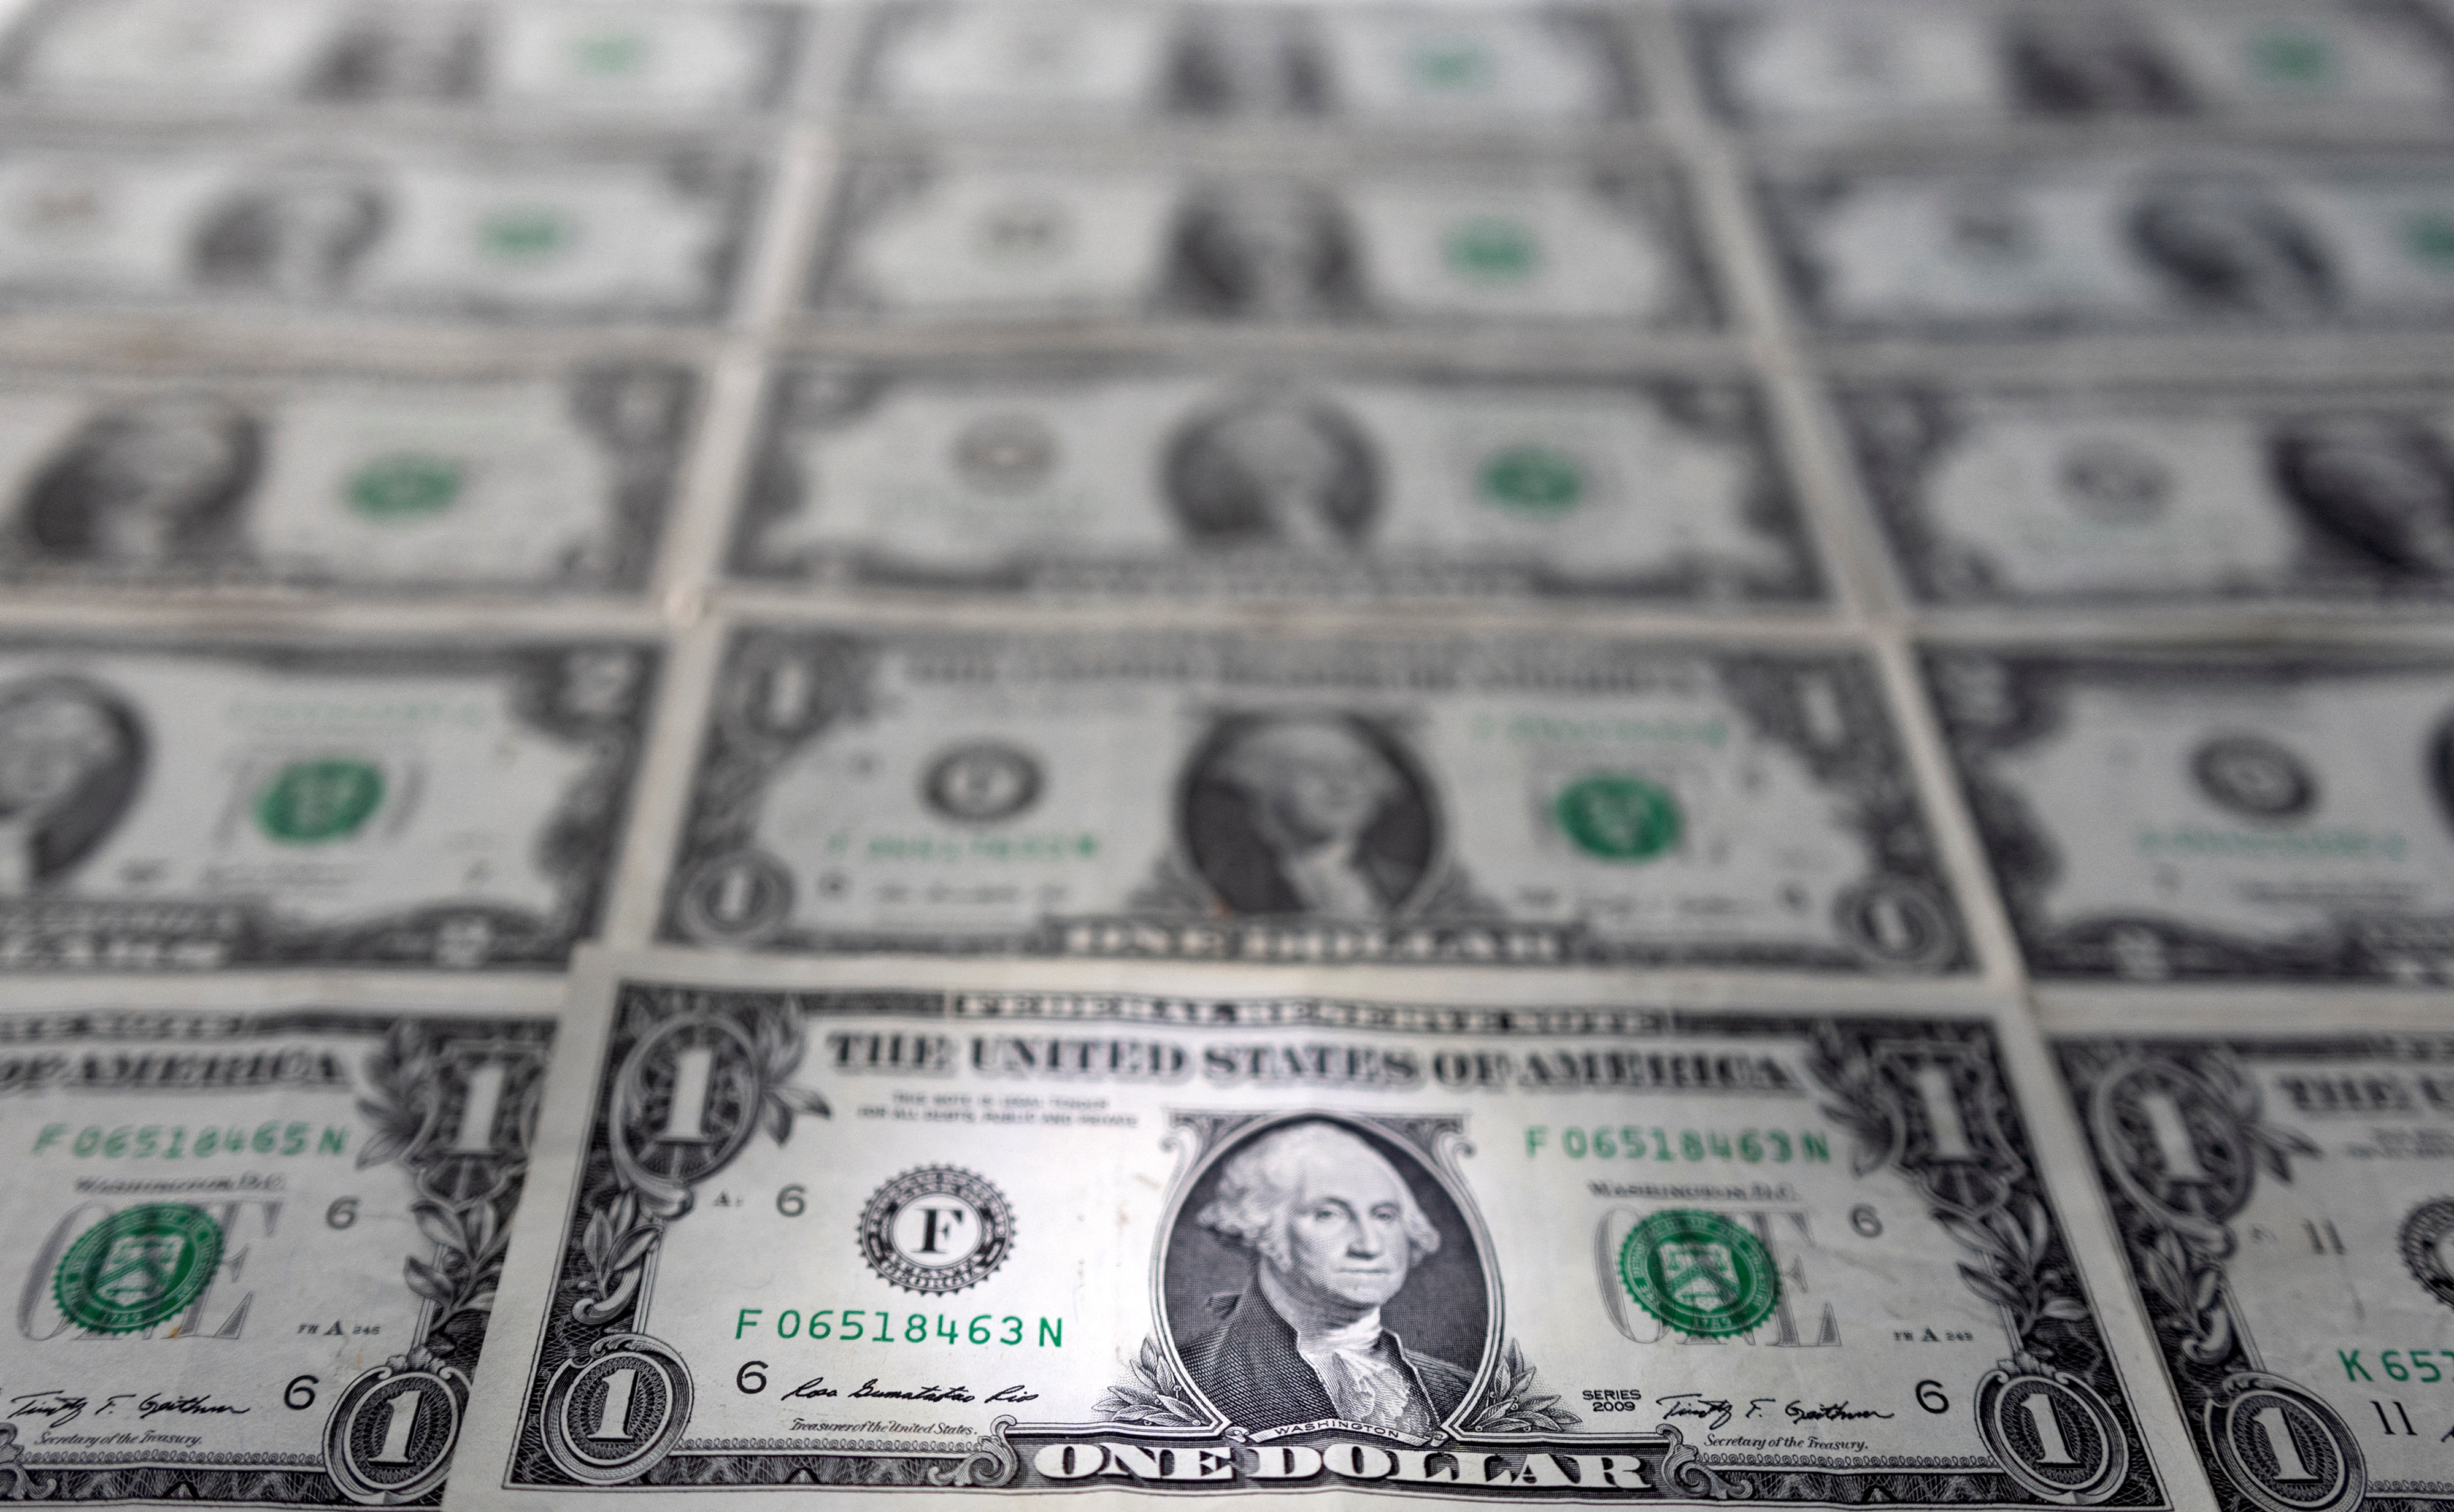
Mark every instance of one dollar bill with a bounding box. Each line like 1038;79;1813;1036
1837;377;2454;608
0;629;659;970
1765;152;2454;336
0;0;802;117
658;625;1969;973
809;153;1713;331
0;980;553;1508
0;138;753;324
728;359;1818;604
2053;999;2454;1512
454;954;2188;1511
0;362;695;596
1694;0;2454;130
1924;644;2454;985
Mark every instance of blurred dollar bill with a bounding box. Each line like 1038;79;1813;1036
1694;0;2454;130
0;362;694;595
726;360;1817;604
2053;1001;2454;1512
0;137;753;323
808;153;1712;330
853;1;1637;128
1837;377;2454;608
0;0;802;116
659;626;1967;973
1764;153;2454;336
0;980;553;1507
0;631;658;970
1925;645;2454;986
455;957;2179;1512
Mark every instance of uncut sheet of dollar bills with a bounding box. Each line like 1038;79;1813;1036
16;2;2454;1512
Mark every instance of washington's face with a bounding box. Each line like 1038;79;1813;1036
1213;407;1342;513
0;696;115;812
89;413;236;558
1274;1149;1413;1308
2299;427;2454;566
1242;724;1391;848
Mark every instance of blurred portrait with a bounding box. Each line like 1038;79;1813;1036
2272;416;2454;577
2004;9;2190;116
0;676;146;893
1163;179;1363;320
1179;712;1435;919
191;169;389;299
1163;396;1380;548
15;397;261;567
1166;1119;1485;1437
2128;177;2334;318
1164;7;1326;116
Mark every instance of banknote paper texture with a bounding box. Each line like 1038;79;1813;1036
807;154;1712;331
0;139;754;324
1838;380;2454;608
0;363;694;595
728;361;1817;603
1924;646;2454;985
0;0;802;117
1766;153;2454;336
2053;1002;2454;1512
1694;1;2454;130
457;956;2183;1511
854;1;1638;127
659;626;1968;973
0;632;659;970
0;981;553;1507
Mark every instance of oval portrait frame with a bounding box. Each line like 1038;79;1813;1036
1147;1111;1501;1438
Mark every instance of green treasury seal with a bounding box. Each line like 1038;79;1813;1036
53;1204;224;1335
1618;1209;1778;1339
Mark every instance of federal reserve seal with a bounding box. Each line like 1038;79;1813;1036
2401;1197;2454;1310
53;1203;223;1334
858;1165;1014;1294
1617;1209;1778;1339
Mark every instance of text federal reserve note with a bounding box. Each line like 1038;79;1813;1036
2055;1000;2454;1512
1694;0;2454;131
456;955;2185;1512
808;153;1712;331
1924;645;2454;984
0;0;801;117
1837;378;2454;608
0;980;553;1507
0;138;754;324
0;631;658;970
728;360;1817;603
1764;153;2454;337
855;1;1637;128
0;363;694;595
661;626;1966;973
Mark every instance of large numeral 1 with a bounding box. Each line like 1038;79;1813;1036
660;1049;714;1145
369;1391;424;1464
2253;1406;2317;1482
1912;1065;1976;1160
447;1063;507;1155
590;1368;639;1441
2022;1393;2077;1465
2136;1091;2210;1181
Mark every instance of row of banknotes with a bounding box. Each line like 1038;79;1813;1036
21;355;2454;607
0;623;2441;988
4;957;2453;1512
14;0;2454;129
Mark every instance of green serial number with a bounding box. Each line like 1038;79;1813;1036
1525;1125;1831;1163
34;1122;348;1159
2341;1349;2454;1383
734;1308;1063;1347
